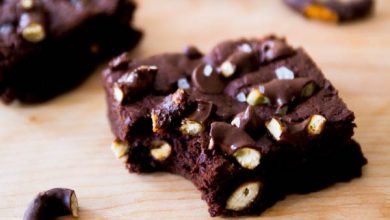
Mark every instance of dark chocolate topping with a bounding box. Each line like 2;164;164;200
232;106;264;132
221;48;260;75
261;37;295;63
117;65;157;104
259;78;315;108
183;45;203;59
128;53;199;93
188;100;214;124
106;36;355;146
210;122;257;155
281;118;311;144
192;63;225;94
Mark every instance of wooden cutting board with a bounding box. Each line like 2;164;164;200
1;0;389;219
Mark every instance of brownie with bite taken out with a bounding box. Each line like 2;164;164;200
103;35;366;217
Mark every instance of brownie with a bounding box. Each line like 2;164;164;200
0;0;141;103
284;0;374;23
103;35;367;216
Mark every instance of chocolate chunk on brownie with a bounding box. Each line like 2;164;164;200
284;0;374;23
0;0;141;104
103;35;366;216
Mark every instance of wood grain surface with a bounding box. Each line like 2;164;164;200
1;0;390;219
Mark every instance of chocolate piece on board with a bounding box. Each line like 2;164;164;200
284;0;374;23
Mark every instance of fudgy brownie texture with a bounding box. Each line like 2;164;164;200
284;0;374;23
103;35;366;217
0;0;141;103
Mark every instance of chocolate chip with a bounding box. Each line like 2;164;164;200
282;118;310;143
219;49;260;78
209;122;257;155
231;106;263;132
192;64;225;94
188;100;214;124
23;188;78;220
261;37;295;63
114;65;157;104
259;78;316;110
275;117;324;144
183;45;203;59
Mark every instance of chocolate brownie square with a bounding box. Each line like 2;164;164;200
103;35;366;216
0;0;141;103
